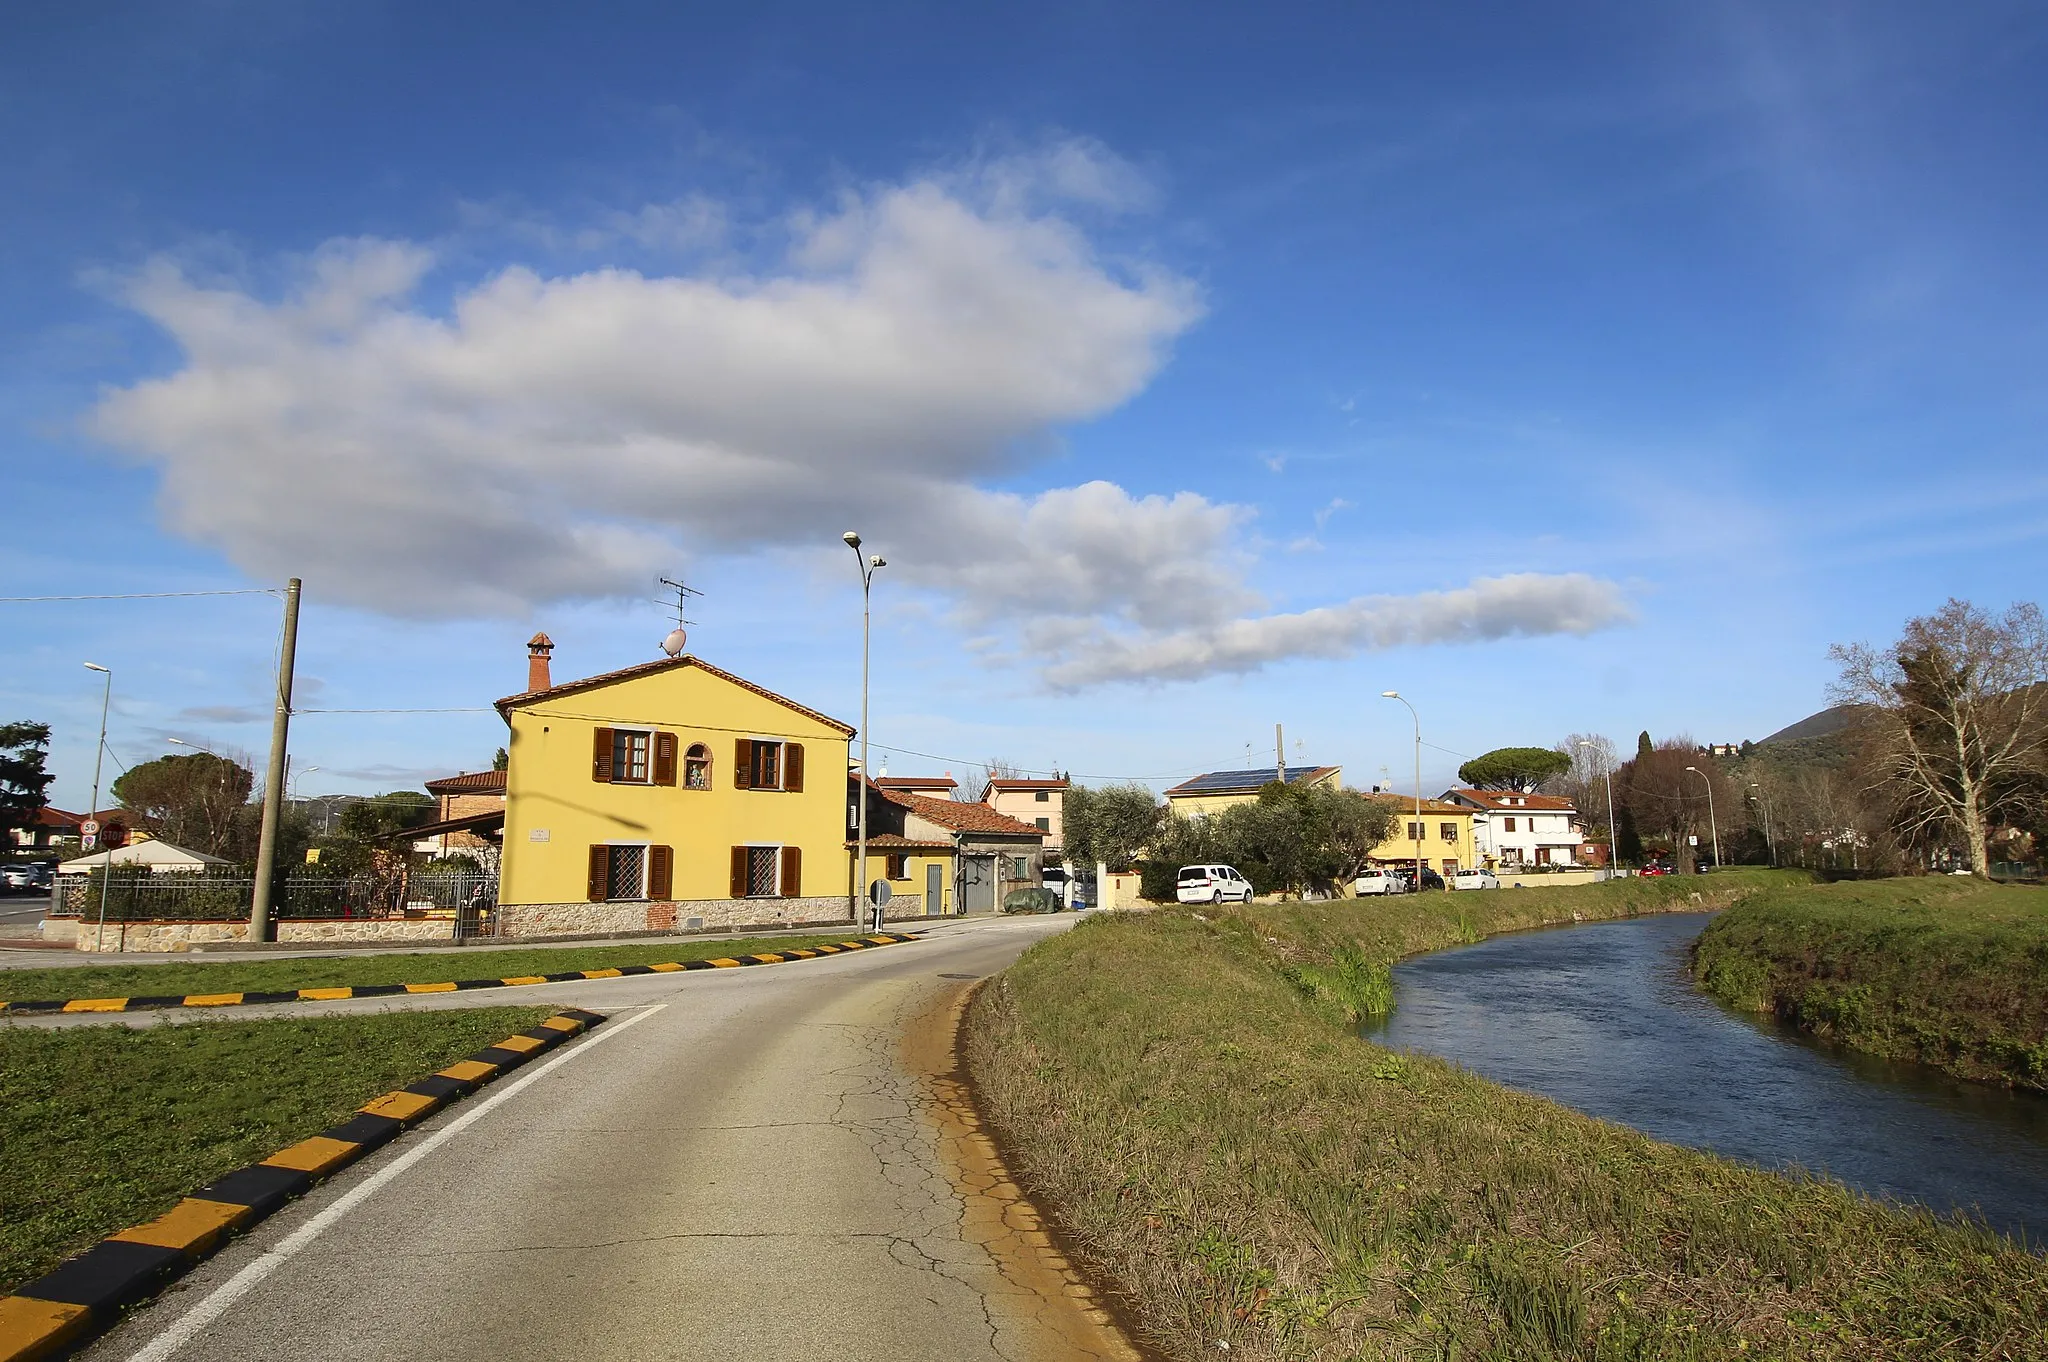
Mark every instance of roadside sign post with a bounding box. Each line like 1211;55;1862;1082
869;879;892;928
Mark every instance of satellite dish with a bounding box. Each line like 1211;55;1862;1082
661;628;688;657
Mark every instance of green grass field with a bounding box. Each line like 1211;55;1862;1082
0;931;881;1005
0;1006;553;1293
1693;876;2048;1091
965;877;2046;1361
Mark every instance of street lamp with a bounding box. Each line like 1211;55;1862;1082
1580;740;1619;879
83;663;113;946
844;532;887;931
1684;766;1721;871
290;765;320;801
1382;691;1423;890
167;736;216;755
1750;782;1775;867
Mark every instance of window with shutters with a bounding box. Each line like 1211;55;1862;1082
746;845;780;897
1504;816;1517;833
734;738;805;791
612;729;651;784
1011;855;1031;879
1407;821;1424;840
1035;790;1050;802
1034;817;1049;831
685;743;712;789
604;844;647;900
886;853;908;880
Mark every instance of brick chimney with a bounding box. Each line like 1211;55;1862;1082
526;632;554;693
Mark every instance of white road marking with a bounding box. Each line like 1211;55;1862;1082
119;1004;669;1362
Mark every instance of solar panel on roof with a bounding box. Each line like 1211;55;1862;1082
1173;766;1325;792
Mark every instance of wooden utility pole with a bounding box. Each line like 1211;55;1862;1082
250;578;301;942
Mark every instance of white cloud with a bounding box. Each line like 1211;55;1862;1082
1037;574;1635;689
91;147;1628;686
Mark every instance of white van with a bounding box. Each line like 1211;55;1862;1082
1176;864;1254;904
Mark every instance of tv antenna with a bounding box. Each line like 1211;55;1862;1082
657;576;703;657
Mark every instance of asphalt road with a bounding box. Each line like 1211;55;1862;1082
0;893;52;926
76;913;1138;1362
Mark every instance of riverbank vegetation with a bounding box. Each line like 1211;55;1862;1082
0;1006;550;1293
1694;876;2048;1091
965;877;2046;1360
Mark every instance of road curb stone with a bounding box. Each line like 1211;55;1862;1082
0;1008;608;1362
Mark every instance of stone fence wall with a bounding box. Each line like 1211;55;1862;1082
495;895;855;939
62;917;458;953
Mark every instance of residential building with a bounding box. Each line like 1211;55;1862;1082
853;778;1047;915
1162;765;1342;818
496;635;856;935
416;769;508;855
1365;797;1478;878
980;776;1068;851
1440;789;1586;868
10;806;83;852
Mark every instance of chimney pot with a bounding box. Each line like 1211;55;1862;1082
527;632;554;693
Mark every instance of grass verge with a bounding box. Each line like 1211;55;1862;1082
0;1006;551;1293
0;932;875;1004
964;885;2047;1361
1693;876;2048;1091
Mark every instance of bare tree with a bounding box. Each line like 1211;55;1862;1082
1555;733;1617;830
1831;599;2048;875
1617;735;1741;872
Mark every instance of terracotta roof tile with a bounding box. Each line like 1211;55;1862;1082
1444;788;1579;813
891;791;1047;838
496;654;854;735
844;834;956;851
424;770;507;795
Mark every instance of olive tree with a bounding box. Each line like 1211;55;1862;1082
1061;783;1161;874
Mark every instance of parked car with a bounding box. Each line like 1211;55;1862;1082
1450;869;1501;890
0;863;47;893
1639;863;1672;877
1351;868;1408;896
1176;864;1255;904
1412;867;1446;891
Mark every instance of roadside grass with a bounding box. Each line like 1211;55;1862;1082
1693;877;2048;1091
0;1006;553;1294
0;931;881;1004
965;885;2047;1361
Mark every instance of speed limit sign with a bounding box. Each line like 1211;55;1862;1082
81;819;100;836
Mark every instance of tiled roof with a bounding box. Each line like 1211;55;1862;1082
1371;795;1476;815
984;778;1068;790
1444;788;1579;813
31;807;84;829
878;776;957;791
496;654;854;735
1164;765;1339;797
891;791;1047;839
424;770;507;795
844;834;956;851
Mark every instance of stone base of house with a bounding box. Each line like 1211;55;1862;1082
495;896;855;939
64;917;458;953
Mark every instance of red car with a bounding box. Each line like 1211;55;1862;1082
1639;863;1672;877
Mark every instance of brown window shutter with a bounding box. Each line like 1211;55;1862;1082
587;846;608;901
652;732;677;786
730;846;748;898
734;738;753;789
592;728;615;782
648;845;673;900
779;845;801;898
783;742;804;792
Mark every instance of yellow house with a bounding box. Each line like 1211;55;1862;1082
495;635;856;936
1365;797;1477;879
1162;764;1343;818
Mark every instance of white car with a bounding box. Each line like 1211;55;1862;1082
1176;864;1254;904
1450;869;1501;890
1351;868;1408;896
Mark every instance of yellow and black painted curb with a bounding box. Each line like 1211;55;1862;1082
0;1008;608;1362
0;933;919;1017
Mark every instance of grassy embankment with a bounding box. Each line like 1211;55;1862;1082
0;932;870;1004
965;872;2047;1361
1694;876;2048;1092
0;1006;553;1293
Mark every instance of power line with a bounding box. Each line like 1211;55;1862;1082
294;707;495;715
0;589;282;602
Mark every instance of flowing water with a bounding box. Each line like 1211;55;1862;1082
1362;910;2048;1242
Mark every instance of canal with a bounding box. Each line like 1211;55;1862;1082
1362;909;2048;1243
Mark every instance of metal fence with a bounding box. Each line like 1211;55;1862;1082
53;867;499;925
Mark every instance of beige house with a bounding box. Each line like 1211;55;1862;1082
1162;765;1342;818
980;777;1068;852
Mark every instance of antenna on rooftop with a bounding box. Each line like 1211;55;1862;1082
657;576;703;657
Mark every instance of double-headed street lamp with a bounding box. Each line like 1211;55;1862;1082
83;663;113;943
844;531;887;932
1579;740;1620;877
1684;765;1721;871
1381;691;1423;889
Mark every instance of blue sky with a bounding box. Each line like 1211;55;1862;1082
4;1;2045;810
